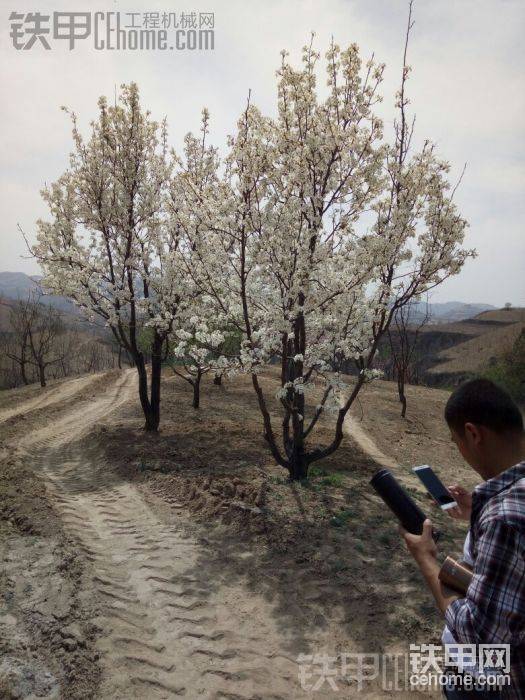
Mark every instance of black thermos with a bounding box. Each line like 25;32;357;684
370;468;428;535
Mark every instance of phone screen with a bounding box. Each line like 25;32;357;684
413;465;457;509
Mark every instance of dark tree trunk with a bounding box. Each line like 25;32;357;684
213;374;222;386
149;334;163;429
38;363;46;388
19;334;30;385
117;345;122;370
135;354;150;424
398;374;407;418
20;359;29;385
192;372;202;409
288;445;308;481
135;352;159;432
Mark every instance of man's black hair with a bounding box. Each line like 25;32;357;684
445;378;523;435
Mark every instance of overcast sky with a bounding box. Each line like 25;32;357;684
1;0;523;306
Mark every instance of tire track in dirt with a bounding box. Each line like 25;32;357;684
0;372;106;425
16;370;318;699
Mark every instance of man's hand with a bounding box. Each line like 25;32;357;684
399;519;460;615
400;519;438;564
446;484;473;522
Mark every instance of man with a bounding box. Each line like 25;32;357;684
401;378;524;698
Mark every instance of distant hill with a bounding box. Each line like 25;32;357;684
0;273;497;324
0;271;41;298
411;300;495;324
0;271;77;314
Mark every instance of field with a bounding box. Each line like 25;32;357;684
0;367;474;699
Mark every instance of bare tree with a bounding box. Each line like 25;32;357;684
2;292;69;387
2;297;32;385
26;295;68;387
387;299;430;417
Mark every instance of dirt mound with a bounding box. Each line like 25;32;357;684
0;532;101;700
475;307;525;323
147;471;267;532
0;385;109;698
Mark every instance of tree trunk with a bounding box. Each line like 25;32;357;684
135;353;159;431
149;334;163;429
288;446;308;481
192;373;201;409
398;374;407;418
38;363;46;388
117;345;122;370
213;374;222;386
20;359;29;385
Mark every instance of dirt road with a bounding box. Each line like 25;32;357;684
12;371;344;700
0;373;105;425
2;370;451;699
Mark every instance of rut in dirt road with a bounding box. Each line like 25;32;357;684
18;371;309;700
0;373;105;425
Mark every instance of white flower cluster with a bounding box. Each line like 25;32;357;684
360;368;384;382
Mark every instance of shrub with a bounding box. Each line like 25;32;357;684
483;331;525;404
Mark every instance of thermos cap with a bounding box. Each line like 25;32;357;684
369;468;392;486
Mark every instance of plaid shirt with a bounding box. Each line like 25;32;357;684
445;461;525;698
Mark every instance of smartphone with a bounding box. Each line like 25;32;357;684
412;465;458;510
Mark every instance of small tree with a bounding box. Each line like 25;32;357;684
2;297;32;385
5;291;69;387
386;299;430;417
29;305;67;387
31;84;182;430
169;319;227;408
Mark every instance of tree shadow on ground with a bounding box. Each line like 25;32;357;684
99;370;466;660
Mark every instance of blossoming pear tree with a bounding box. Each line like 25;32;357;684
32;83;182;431
175;23;473;479
166;112;233;408
169;310;228;409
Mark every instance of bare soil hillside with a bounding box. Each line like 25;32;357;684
421;307;524;381
428;322;523;376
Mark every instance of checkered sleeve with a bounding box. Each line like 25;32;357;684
445;520;525;645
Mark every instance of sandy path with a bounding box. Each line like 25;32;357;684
0;373;104;425
16;370;337;699
343;412;397;470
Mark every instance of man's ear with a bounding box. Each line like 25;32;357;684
464;422;482;445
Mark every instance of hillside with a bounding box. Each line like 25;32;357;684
0;294;121;390
0;271;42;298
426;308;525;381
0;300;10;330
